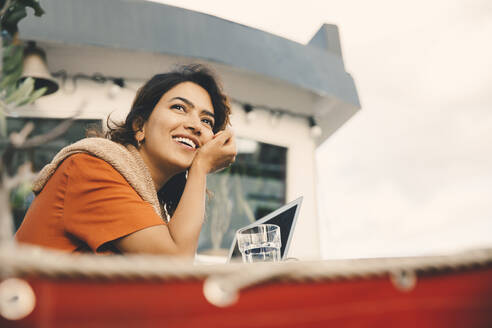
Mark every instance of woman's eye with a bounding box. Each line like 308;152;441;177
202;118;214;128
171;104;185;112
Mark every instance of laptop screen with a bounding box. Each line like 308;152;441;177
229;201;300;261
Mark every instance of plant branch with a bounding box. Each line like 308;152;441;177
0;0;13;18
19;117;75;150
1;120;33;180
9;121;34;146
15;102;85;150
1;102;85;177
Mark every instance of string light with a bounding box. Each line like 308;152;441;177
269;111;282;126
47;71;323;138
309;117;322;138
235;99;323;138
108;78;125;98
242;103;256;123
51;70;126;96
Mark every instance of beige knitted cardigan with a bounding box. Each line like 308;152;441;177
32;137;164;219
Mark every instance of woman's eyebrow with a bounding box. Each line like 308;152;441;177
170;96;195;108
201;109;215;120
170;96;215;119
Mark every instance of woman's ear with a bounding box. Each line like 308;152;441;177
132;117;146;144
132;116;145;133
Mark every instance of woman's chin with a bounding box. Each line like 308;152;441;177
155;154;194;175
171;161;193;173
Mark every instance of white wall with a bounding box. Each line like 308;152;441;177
16;79;139;121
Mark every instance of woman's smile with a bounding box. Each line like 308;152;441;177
172;134;200;150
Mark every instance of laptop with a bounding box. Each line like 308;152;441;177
227;196;303;262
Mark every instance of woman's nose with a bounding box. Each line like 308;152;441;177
185;114;202;135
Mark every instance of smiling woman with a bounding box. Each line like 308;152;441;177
15;64;237;257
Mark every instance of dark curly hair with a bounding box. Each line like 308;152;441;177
107;64;231;218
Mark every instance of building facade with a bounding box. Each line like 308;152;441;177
14;0;360;259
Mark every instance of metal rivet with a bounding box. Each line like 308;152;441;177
0;278;36;320
390;270;417;292
203;277;238;307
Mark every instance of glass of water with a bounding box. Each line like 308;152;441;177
236;224;281;263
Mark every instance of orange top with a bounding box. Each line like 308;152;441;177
16;153;165;253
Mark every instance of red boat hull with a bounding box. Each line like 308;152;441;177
2;266;491;328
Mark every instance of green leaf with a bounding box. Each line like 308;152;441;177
10;181;33;209
2;44;16;57
4;77;34;105
3;5;28;29
0;105;6;137
2;44;23;73
19;0;45;16
0;52;23;87
3;82;17;98
1;1;45;35
16;85;46;106
0;71;20;90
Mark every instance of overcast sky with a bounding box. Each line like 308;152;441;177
153;0;492;258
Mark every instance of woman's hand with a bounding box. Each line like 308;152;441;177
191;127;236;174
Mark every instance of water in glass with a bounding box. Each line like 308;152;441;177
237;224;281;263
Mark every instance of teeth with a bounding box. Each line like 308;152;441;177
173;136;196;149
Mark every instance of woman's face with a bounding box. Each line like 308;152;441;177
139;81;216;177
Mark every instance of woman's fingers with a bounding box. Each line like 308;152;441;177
221;129;236;160
213;127;233;145
193;128;237;173
225;128;235;146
